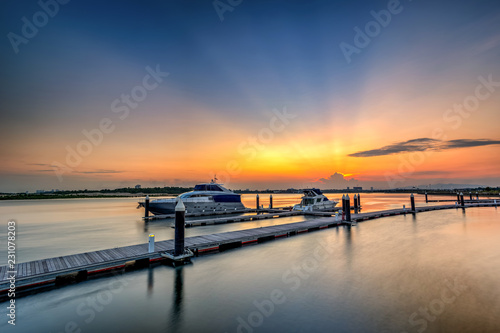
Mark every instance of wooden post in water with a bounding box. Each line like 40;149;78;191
341;194;346;220
174;199;186;256
353;194;358;214
269;195;273;209
144;195;150;218
346;194;352;222
456;193;460;203
341;194;345;215
425;192;428;203
357;193;361;208
469;192;472;201
476;192;479;200
256;194;260;210
410;193;416;212
460;192;465;207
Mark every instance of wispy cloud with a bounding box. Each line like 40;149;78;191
76;169;124;174
349;138;500;157
26;163;52;166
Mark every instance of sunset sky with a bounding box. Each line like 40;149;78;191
1;0;499;192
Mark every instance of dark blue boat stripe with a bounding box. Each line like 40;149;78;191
212;195;242;203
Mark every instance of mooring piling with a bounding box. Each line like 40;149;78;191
353;194;358;213
256;194;260;210
357;193;361;208
269;195;273;209
346;194;351;222
144;195;150;218
410;193;416;212
425;192;428;203
469;192;473;201
341;194;346;218
476;192;479;200
174;199;186;256
460;193;465;207
456;193;460;203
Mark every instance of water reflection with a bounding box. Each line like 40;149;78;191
147;266;154;296
343;225;353;269
170;267;184;331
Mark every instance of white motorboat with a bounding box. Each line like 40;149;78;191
292;188;338;212
138;179;245;215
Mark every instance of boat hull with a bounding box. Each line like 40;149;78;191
293;202;338;212
148;201;245;215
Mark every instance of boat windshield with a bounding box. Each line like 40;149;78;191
302;198;316;205
194;184;224;192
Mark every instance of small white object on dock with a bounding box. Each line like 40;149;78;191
148;234;155;253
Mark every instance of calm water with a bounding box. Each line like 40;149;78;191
1;194;499;332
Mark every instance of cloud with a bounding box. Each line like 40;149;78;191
26;163;52;166
348;138;500;157
76;169;124;174
444;139;500;149
407;170;451;176
315;172;358;188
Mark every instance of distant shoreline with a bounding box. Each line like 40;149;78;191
0;193;180;201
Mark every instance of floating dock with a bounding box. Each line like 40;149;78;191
0;201;497;297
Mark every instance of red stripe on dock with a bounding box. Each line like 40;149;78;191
275;234;288;238
150;257;163;262
198;246;219;253
242;239;258;245
88;264;126;274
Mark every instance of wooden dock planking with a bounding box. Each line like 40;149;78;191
1;202;497;293
53;257;66;271
46;258;56;272
95;250;114;262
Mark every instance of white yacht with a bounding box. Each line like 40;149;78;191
292;188;338;212
140;180;245;215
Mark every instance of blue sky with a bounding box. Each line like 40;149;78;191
1;0;499;191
